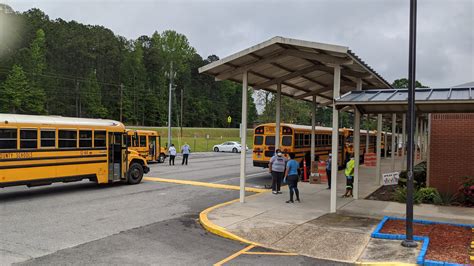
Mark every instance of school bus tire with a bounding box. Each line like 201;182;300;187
158;153;166;163
127;162;144;185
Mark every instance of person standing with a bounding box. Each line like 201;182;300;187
326;154;332;189
181;143;190;165
285;153;300;203
268;149;286;194
168;144;176;165
343;156;355;198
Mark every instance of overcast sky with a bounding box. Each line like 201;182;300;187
4;0;474;87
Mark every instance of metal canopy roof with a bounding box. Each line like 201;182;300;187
335;87;474;114
199;36;392;105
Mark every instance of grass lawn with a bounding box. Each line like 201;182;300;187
127;126;254;152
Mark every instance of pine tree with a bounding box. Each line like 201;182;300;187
0;65;28;113
22;28;47;114
81;71;108;118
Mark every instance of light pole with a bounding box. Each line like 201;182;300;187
167;61;175;149
402;0;418;248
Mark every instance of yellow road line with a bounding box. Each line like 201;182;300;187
214;245;255;266
144;177;268;193
243;251;298;256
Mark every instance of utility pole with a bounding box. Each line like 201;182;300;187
167;61;174;149
180;86;184;139
402;0;418;248
120;83;124;122
75;80;79;117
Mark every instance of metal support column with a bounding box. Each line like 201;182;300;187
330;65;341;213
391;113;396;171
275;83;281;151
402;113;407;169
310;95;317;169
239;71;248;203
402;0;418;248
354;78;362;199
376;114;382;185
366;115;370;154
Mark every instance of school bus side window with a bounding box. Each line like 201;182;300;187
41;130;56;148
20;129;38;149
139;136;146;147
79;130;92;147
94;131;106;148
0;129;18;149
59;130;77;148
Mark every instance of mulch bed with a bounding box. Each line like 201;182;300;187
380;219;472;264
366;185;398;201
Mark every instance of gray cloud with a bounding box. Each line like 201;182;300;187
5;0;473;87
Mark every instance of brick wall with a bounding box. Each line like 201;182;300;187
429;113;474;194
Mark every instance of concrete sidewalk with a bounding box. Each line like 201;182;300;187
206;158;474;263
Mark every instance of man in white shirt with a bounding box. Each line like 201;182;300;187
168;144;177;165
181;143;191;165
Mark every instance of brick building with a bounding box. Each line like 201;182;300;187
428;113;474;194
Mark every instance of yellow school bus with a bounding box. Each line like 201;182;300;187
0;114;149;188
126;129;167;163
252;123;377;169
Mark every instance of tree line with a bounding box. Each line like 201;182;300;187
0;8;428;129
0;8;257;127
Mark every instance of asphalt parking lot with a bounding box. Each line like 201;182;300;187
1;152;342;265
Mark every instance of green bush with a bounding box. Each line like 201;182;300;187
398;162;426;189
393;187;423;204
418;187;440;204
432;191;459;206
458;176;474;206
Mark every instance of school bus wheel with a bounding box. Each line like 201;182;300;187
158;153;166;163
127;162;144;185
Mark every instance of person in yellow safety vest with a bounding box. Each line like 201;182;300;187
342;156;355;198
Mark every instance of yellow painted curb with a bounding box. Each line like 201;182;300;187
355;262;417;266
199;193;264;246
144;177;268;193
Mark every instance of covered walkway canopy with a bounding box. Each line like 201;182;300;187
335;87;474;114
199;36;393;213
199;36;391;104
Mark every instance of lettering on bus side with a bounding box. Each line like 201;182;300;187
0;152;33;160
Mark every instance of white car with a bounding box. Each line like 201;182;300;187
213;141;248;153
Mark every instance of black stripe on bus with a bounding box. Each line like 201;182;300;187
0;174;97;188
0;160;108;170
0;154;107;162
0;147;107;153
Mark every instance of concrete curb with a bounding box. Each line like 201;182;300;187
370;216;473;266
199;193;265;246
